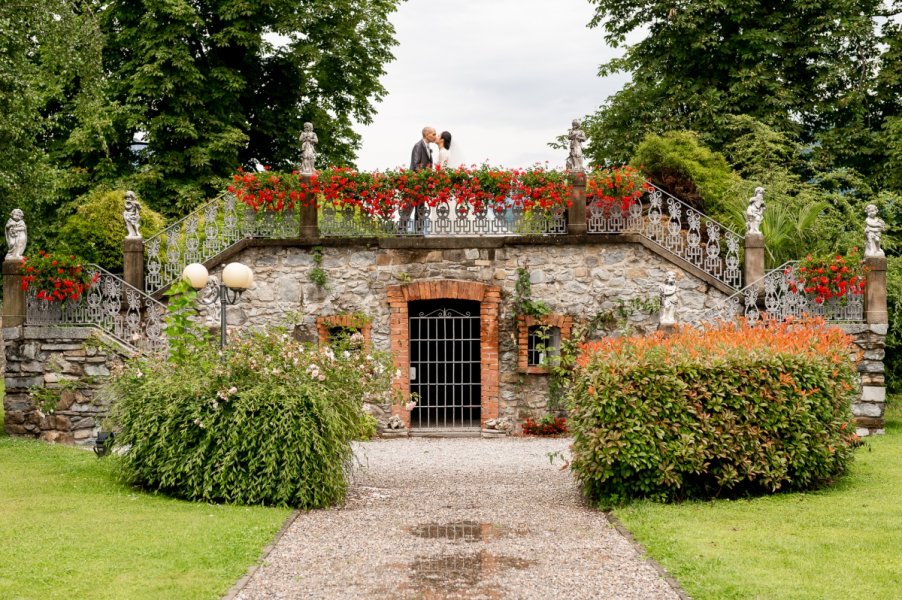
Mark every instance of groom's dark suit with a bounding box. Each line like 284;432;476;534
410;139;433;171
400;139;433;233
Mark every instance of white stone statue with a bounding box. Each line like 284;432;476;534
299;122;318;175
5;208;27;260
745;187;765;235
123;191;141;239
864;203;886;258
565;119;587;172
659;271;679;327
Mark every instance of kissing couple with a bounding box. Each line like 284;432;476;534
410;126;457;171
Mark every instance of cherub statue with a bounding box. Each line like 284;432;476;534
659;271;679;327
299;122;318;175
864;203;886;258
5;208;27;259
565;118;587;172
745;186;765;235
123;191;142;239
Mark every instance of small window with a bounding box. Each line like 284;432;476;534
327;326;364;349
527;325;561;367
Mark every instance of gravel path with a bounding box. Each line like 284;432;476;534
233;437;681;600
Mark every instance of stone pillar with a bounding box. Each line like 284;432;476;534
3;258;25;327
743;233;765;289
299;174;319;239
567;172;587;236
123;238;144;292
864;255;888;324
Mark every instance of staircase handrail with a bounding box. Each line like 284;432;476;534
26;264;168;354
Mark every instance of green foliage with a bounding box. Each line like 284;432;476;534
630;131;740;221
162;279;209;365
887;257;902;392
513;267;550;317
55;189;166;271
308;246;328;289
583;0;891;179
107;328;396;507
568;320;859;505
101;0;403;214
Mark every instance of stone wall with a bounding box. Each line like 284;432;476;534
2;326;125;444
842;323;887;436
201;242;730;423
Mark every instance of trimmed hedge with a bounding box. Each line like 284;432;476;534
107;328;395;508
568;319;860;505
56;189;166;271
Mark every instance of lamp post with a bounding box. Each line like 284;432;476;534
182;262;254;349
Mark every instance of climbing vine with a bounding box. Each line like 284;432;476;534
308;246;328;289
513;267;550;317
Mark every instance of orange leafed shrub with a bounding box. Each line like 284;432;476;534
569;317;860;505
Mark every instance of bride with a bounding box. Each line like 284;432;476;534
435;131;452;168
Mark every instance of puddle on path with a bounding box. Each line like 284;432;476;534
407;520;529;542
407;550;536;599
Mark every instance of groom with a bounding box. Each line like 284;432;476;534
399;126;436;234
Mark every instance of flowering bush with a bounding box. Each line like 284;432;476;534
107;328;398;508
796;249;867;304
20;251;98;302
522;415;568;436
569;317;860;505
227;165;575;216
586;165;651;213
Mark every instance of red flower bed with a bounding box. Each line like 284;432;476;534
586;165;651;213
522;416;568;436
20;251;98;302
795;249;866;304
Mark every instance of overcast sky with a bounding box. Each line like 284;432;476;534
354;0;629;171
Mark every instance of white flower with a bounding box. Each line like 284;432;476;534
318;374;326;381
342;350;351;359
136;370;143;378
228;386;237;394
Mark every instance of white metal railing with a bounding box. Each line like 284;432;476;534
587;182;743;290
707;261;865;323
26;265;168;354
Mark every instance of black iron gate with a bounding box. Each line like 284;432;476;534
409;300;481;430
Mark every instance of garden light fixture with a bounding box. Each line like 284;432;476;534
182;262;254;349
93;431;114;458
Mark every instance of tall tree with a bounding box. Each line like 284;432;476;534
0;0;116;250
101;0;402;215
583;0;894;172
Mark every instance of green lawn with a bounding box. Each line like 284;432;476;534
0;401;291;600
614;396;902;600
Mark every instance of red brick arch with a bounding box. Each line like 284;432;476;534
387;280;501;428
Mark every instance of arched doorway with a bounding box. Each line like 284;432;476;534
387;280;500;431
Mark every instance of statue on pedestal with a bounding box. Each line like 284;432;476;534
5;208;27;259
659;271;679;328
745;187;765;235
299;122;318;175
566;119;587;173
864;203;886;258
124;191;142;239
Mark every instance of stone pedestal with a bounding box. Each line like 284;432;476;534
864;255;888;325
743;233;765;289
299;174;319;239
567;172;587;236
3;258;25;327
123;238;144;292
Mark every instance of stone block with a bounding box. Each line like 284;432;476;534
20;361;45;373
57;390;76;411
852;403;882;418
6;375;44;390
870;324;889;335
861;386;886;402
22;342;40;360
84;364;110;377
858;362;884;373
73;429;93;440
864;349;886;361
41;343;85;351
464;249;480;260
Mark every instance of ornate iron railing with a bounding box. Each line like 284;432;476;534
319;201;567;237
587;183;743;289
26;265;168;354
707;261;865;323
144;193;299;295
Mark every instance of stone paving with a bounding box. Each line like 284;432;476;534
232;437;682;600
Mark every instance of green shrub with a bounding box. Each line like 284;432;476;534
56;188;166;271
568;319;860;505
630;130;740;221
887;256;902;392
107;328;396;508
